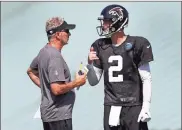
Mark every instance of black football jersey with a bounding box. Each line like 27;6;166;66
91;35;154;106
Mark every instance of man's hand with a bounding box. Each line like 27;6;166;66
50;72;87;96
75;72;87;87
137;102;151;122
88;47;99;64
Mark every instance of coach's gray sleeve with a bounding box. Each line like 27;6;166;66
30;56;38;70
48;57;66;83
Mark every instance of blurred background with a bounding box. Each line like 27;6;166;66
1;1;181;130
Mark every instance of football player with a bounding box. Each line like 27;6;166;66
86;4;154;130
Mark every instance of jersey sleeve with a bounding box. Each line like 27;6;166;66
136;37;154;67
91;39;103;69
48;57;66;83
30;56;38;70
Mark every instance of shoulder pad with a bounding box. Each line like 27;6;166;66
92;38;112;50
92;38;111;45
130;36;152;55
129;36;150;47
132;36;149;44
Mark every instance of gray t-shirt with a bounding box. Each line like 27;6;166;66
30;44;75;122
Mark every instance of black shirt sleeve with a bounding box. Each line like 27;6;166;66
136;37;154;67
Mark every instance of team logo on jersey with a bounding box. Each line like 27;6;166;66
125;42;133;51
109;7;124;21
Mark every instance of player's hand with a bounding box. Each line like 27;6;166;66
75;71;87;87
137;102;151;122
88;47;99;64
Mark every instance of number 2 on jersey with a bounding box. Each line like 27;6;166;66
108;55;123;82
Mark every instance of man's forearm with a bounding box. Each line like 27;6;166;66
29;73;40;87
86;64;103;86
51;80;79;95
138;63;152;109
27;68;40;88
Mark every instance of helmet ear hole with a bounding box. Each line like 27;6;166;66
112;18;116;22
111;27;115;32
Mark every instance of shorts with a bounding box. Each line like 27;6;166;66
43;119;72;130
104;105;148;130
